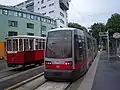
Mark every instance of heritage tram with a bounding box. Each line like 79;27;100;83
44;28;97;81
6;35;45;67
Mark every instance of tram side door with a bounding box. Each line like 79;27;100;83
74;33;84;74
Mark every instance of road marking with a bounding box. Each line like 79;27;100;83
0;66;43;83
77;51;101;90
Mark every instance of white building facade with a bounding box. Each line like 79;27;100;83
15;0;71;28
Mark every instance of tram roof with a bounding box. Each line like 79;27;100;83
48;28;83;32
6;35;46;39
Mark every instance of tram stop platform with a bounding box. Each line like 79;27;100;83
78;50;120;90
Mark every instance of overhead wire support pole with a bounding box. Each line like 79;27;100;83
107;30;109;60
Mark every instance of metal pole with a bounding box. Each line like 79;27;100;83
99;25;102;50
116;39;117;50
107;30;109;60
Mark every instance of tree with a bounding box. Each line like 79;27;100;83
106;13;120;36
90;23;106;45
106;13;120;49
68;22;88;32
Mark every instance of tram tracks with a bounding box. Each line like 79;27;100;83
0;66;44;90
5;72;76;90
0;65;41;81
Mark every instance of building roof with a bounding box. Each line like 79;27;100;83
6;35;46;39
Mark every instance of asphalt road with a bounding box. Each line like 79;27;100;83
92;51;120;90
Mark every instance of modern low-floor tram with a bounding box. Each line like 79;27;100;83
44;28;97;81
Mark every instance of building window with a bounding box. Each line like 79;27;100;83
60;26;63;28
41;25;46;35
30;14;34;19
27;23;34;29
27;33;34;36
51;27;55;29
48;0;50;1
60;19;64;24
14;11;18;17
2;9;8;15
41;0;44;4
60;12;64;17
38;8;40;10
23;13;27;18
48;19;51;23
38;1;39;4
49;3;54;7
42;12;46;16
27;14;30;19
49;10;54;14
8;20;18;27
8;10;14;16
0;9;2;14
41;17;44;21
41;6;46;9
8;31;18;36
18;12;22;17
37;16;41;21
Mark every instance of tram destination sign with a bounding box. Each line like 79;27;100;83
99;32;108;36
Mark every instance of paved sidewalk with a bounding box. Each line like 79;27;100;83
92;51;120;90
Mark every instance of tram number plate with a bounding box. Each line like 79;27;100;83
56;65;60;68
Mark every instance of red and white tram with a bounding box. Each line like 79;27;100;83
6;35;45;67
44;28;97;81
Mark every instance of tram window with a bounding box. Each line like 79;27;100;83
24;39;29;51
35;39;39;50
38;39;45;50
29;39;34;50
41;39;44;49
87;38;92;51
7;40;12;51
13;39;18;51
39;39;42;50
43;41;45;49
19;39;23;51
74;34;80;61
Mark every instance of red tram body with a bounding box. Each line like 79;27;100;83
6;35;45;67
44;28;97;81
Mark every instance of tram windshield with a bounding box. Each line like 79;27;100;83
45;30;72;58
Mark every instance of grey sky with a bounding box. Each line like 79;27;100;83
68;0;120;27
0;0;120;27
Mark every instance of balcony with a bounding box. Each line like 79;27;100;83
59;0;69;10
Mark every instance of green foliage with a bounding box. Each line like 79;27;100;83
68;22;88;32
106;13;120;36
90;23;106;44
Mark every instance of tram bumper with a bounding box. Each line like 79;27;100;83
44;69;74;81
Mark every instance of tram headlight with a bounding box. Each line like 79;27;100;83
45;61;52;65
64;61;72;66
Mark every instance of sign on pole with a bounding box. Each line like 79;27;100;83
99;32;108;36
113;33;120;39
